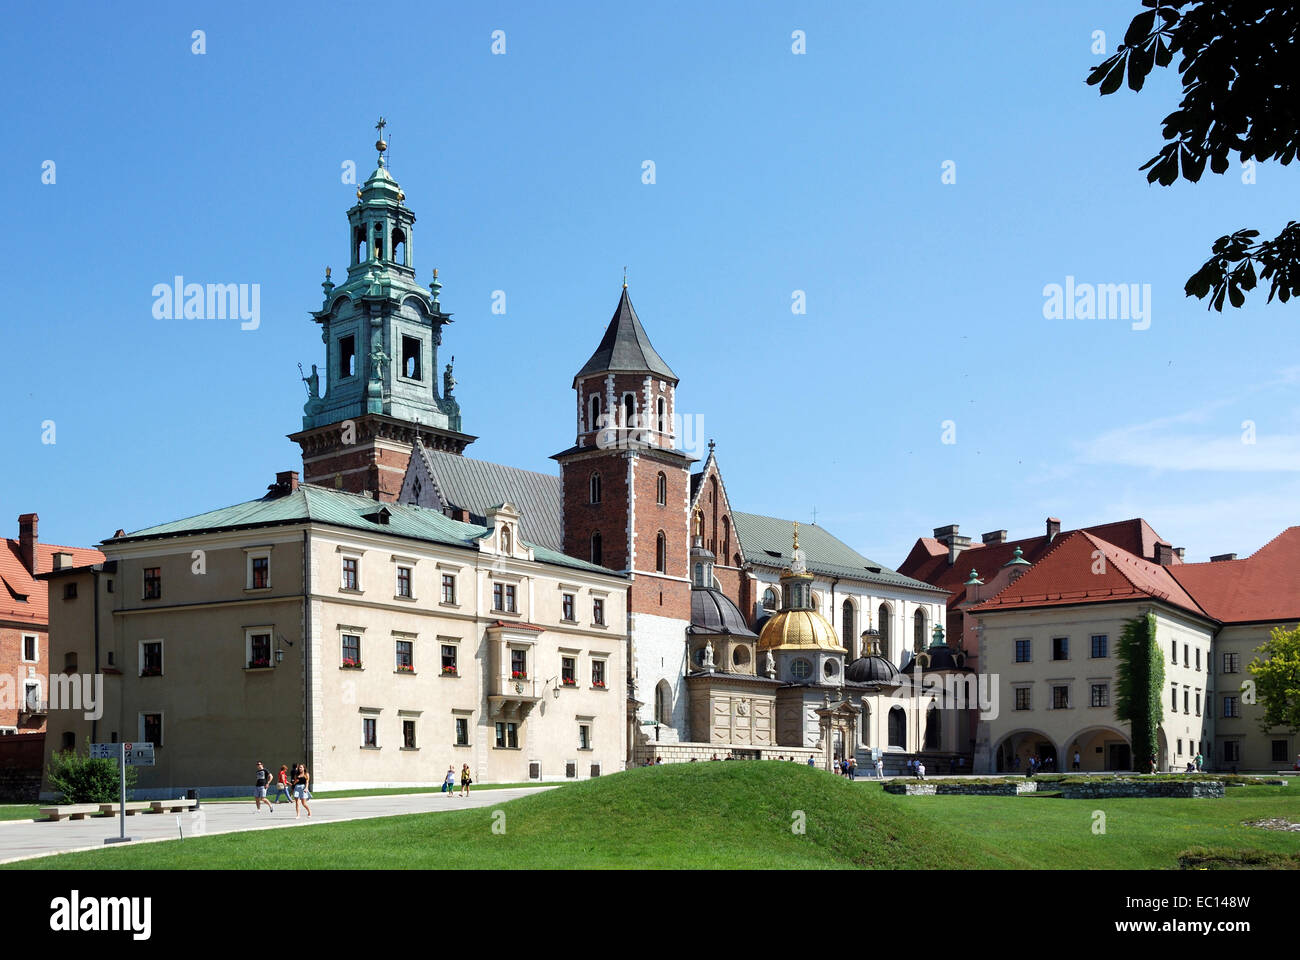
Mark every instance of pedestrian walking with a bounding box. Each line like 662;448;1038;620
1195;752;1204;772
874;757;884;779
459;763;472;797
293;764;312;818
848;757;857;780
806;755;815;767
272;764;293;804
253;761;275;812
917;760;926;780
442;765;456;795
1073;750;1081;771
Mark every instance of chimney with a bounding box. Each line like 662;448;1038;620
52;551;74;570
982;530;1007;545
1173;547;1185;562
933;525;971;565
1046;517;1061;542
18;513;38;574
1210;553;1237;563
269;470;300;497
1154;541;1175;566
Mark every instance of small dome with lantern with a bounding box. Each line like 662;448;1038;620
757;523;845;653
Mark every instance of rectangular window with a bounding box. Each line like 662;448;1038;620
342;634;361;668
251;555;269;589
495;722;518;749
1014;688;1031;711
1223;696;1239;718
1183;689;1189;714
1090;684;1108;707
1170;641;1177;665
142;713;163;748
592;598;605;626
441;573;456;604
441;644;458;675
579;724;591;750
141;640;163;677
342;557;359;591
1223;652;1240;674
561;656;576;686
1223;740;1240;762
23;681;41;712
511;649;527;679
339;335;356;378
1177;738;1183;756
562;593;575;621
403;720;416;749
1014;639;1031;663
1272;740;1288;763
455;717;469;746
143;567;161;599
1195;647;1201;671
1052;686;1069;710
1090;635;1108;659
1052;637;1069;661
63;582;77;600
493;582;503;610
592;660;606;688
1183;643;1189;668
396;565;412;598
363;717;377;748
395;640;413;672
401;335;422;381
22;635;37;662
505;584;517;613
1196;691;1202;716
247;633;272;669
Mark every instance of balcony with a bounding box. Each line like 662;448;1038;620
488;675;542;720
19;700;49;722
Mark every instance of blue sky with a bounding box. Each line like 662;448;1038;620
3;1;1297;566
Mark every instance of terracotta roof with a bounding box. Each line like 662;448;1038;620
898;518;1176;609
1168;527;1300;624
485;620;547;632
0;540;105;626
968;531;1206;619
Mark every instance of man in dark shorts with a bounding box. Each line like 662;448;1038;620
254;760;274;812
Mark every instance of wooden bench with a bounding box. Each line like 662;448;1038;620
98;801;154;817
39;804;103;822
148;799;199;814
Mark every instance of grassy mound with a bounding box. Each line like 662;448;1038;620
8;762;1007;870
1178;846;1300;870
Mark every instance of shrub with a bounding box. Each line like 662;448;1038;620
46;739;138;804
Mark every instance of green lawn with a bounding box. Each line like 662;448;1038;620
0;805;40;822
5;763;1298;869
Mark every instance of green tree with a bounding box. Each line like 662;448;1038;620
1115;612;1165;770
46;738;138;804
1087;1;1300;310
1247;624;1300;733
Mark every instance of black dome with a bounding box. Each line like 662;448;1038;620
689;588;757;637
846;655;900;684
901;645;970;673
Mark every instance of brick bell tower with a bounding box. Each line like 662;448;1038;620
553;282;695;738
289;120;475;499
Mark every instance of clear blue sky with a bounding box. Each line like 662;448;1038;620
3;1;1297;565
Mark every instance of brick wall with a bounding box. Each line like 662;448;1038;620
631;741;820;766
0;626;47;733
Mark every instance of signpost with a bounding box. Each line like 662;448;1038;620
91;742;154;845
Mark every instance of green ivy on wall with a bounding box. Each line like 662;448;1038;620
1115;612;1165;771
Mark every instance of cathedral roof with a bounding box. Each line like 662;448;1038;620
574;287;678;384
690;586;758;638
845;654;901;684
757;609;845;653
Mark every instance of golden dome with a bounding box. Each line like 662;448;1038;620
758;608;845;653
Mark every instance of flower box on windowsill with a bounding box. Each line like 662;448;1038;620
511;671;529;680
341;660;363;670
592;681;607;689
395;665;415;674
140;668;163;678
441;667;459;677
561;678;577;687
247;659;272;670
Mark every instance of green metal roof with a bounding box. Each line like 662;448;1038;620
114;485;624;578
731;511;946;595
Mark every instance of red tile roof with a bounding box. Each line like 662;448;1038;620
968;530;1206;619
0;539;105;626
1168;527;1300;624
898;518;1175;608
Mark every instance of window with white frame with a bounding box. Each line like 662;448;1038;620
341;555;360;591
578;722;592;750
592;597;605;626
21;635;38;663
396;564;413;598
591;659;606;688
395;639;414;673
363;716;378;748
441;572;457;604
246;629;272;669
246;549;271;590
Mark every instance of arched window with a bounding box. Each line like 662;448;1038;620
693;562;704;587
656;472;667;506
925;704;941;750
657;396;667;434
589;472;601;504
914;609;927;653
811;592;821;613
878;603;892;660
888;706;907;748
732;646;750;669
392;227;407;265
842;599;855;656
588;393;602;431
762;588;778;611
721;515;730;562
372;222;385;261
859;702;871;747
654;679;671;724
623;394;635;428
656;531;666;573
590;531;602;566
353;226;366;265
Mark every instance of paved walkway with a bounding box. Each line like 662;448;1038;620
0;787;556;865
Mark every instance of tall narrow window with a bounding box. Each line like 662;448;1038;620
392;227;407;266
657;396;666;434
339;335;356;378
878;604;892;659
590;473;601;504
842;600;855;655
656;531;666;573
656;472;667;506
589;394;602;430
372;222;385;261
401;336;422;380
623;394;635;428
591;531;602;566
913;609;926;652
